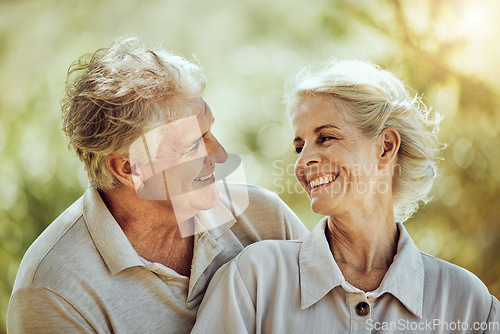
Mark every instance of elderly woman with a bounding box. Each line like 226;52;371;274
7;38;307;333
192;60;499;333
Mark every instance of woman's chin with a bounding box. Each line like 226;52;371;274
310;198;338;216
310;201;326;215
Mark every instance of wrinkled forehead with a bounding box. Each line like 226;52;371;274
129;99;211;161
154;98;210;141
172;97;212;125
292;94;353;125
154;115;201;142
194;98;212;124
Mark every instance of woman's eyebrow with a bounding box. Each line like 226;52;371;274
314;124;340;133
294;124;342;143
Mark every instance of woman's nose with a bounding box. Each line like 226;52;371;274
297;144;320;167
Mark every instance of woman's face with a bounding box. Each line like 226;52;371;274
292;95;384;217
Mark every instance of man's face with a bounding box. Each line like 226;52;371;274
129;99;228;223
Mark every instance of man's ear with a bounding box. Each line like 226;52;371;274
106;154;135;188
378;127;401;169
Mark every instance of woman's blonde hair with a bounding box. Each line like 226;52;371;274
284;59;442;222
62;37;206;189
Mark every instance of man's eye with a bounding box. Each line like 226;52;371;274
294;146;303;154
190;140;201;152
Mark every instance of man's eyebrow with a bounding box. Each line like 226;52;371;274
293;136;302;144
185;135;203;150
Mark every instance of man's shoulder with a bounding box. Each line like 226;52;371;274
238;239;303;268
228;240;302;290
222;183;307;242
220;183;280;205
12;194;90;293
222;183;288;216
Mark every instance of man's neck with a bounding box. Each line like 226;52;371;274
99;187;194;276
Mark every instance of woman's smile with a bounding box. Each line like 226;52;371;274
307;172;340;191
292;95;380;216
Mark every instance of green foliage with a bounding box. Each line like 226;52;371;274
1;0;499;332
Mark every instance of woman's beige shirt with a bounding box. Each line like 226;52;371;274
193;218;499;334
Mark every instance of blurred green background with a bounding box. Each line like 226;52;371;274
1;0;499;331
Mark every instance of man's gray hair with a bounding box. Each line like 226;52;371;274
62;37;206;189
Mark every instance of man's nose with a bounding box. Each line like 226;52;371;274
207;136;228;164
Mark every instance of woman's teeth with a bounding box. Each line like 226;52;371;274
309;174;337;189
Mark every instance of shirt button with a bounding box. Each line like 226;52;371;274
356;302;370;316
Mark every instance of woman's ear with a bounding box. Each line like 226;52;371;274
378;127;401;168
106;154;135;188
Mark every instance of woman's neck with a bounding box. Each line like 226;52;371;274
327;217;398;270
326;210;399;291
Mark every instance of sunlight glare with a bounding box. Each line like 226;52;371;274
459;4;490;37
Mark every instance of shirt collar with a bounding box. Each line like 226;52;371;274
82;186;237;277
193;198;237;239
299;217;344;309
370;222;424;318
188;200;237;298
83;187;144;275
299;218;424;318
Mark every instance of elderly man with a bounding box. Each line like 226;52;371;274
7;38;307;333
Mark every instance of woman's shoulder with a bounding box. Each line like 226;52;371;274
419;251;492;304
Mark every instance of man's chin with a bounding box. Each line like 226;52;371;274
191;184;219;211
170;185;219;220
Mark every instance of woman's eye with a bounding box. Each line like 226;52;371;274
319;135;337;143
294;146;303;154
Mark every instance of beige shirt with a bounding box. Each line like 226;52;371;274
192;218;500;334
7;184;308;333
